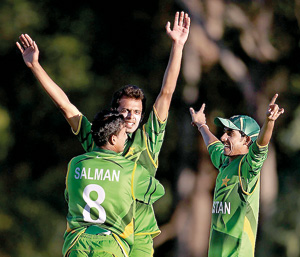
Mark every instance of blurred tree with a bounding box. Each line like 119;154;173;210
1;0;300;256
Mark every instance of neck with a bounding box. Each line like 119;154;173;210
228;149;249;163
101;144;117;153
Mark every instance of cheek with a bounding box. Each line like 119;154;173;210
134;114;142;123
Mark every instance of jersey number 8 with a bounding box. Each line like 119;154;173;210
82;184;106;223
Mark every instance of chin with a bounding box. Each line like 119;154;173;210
224;150;233;156
126;128;135;133
126;126;138;133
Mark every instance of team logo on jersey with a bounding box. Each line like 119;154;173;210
221;175;230;187
125;147;135;156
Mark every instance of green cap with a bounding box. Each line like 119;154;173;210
214;115;260;142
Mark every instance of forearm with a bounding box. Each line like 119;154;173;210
154;42;184;120
257;120;274;146
30;62;81;131
161;42;183;93
196;124;220;146
30;62;80;116
30;63;69;108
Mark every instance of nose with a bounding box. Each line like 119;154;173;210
220;133;228;142
125;110;132;119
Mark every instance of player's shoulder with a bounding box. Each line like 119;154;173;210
69;152;96;163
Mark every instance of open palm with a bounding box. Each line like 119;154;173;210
166;11;190;46
16;34;39;68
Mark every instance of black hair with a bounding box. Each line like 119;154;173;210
91;110;125;147
111;85;146;116
238;131;253;147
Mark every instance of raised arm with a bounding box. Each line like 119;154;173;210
189;104;219;146
257;94;284;146
16;34;81;131
154;11;190;121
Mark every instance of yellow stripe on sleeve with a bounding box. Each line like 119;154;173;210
153;105;167;124
71;114;83;135
65;159;73;191
131;162;138;200
143;125;158;168
256;141;269;148
207;140;221;150
238;155;260;196
243;217;255;257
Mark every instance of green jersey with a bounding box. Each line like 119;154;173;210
64;148;165;252
207;140;268;257
73;107;167;237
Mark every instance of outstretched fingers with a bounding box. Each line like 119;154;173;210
267;93;285;120
16;41;24;53
269;93;278;105
178;11;184;27
165;21;171;34
173;11;179;27
189;107;195;115
199;103;205;113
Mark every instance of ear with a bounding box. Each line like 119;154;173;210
244;136;252;147
109;134;117;146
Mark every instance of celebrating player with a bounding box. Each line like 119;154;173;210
63;110;165;257
189;94;284;256
16;11;190;256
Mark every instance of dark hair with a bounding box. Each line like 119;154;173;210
111;85;146;116
238;131;253;147
91;110;125;147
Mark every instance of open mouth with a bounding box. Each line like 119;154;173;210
224;143;230;149
125;121;135;128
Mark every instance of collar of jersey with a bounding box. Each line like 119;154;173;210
127;132;133;140
93;147;123;156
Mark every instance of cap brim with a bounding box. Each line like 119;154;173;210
214;117;240;131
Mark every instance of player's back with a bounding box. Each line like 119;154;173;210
65;148;137;244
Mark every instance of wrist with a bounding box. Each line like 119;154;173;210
172;41;184;50
197;123;209;130
29;61;41;70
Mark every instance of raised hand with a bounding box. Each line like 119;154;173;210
16;34;39;68
266;94;284;121
166;11;190;46
189;103;206;127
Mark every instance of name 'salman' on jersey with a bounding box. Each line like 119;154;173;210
74;167;120;182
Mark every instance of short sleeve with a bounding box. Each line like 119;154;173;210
72;115;95;152
132;165;165;205
208;141;226;170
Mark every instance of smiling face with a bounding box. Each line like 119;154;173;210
220;128;250;158
117;96;143;133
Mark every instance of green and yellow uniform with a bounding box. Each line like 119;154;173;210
74;106;167;256
207;140;268;257
63;148;165;257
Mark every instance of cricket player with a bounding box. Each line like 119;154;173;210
189;94;284;257
63;110;165;257
16;11;190;256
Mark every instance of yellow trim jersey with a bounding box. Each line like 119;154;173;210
63;148;165;256
207;141;268;257
73;106;167;237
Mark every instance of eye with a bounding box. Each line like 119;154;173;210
135;110;142;115
120;109;127;113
